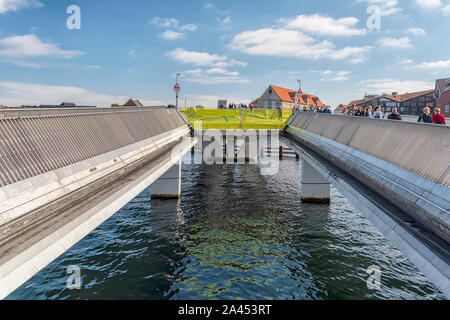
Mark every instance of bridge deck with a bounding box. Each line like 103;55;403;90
0;137;195;299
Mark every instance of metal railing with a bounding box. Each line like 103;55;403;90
0;108;186;187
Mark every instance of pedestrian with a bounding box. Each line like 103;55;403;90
365;106;373;118
432;108;446;125
387;107;402;121
373;106;384;119
417;107;432;123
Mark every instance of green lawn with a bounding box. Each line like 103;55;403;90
181;108;294;130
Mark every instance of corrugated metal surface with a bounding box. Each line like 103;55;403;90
0;108;186;187
0;107;165;118
290;113;450;187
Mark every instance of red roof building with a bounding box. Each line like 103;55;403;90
435;78;450;117
256;85;325;110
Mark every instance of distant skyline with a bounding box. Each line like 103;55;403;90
0;0;449;108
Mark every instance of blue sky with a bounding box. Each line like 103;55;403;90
0;0;449;108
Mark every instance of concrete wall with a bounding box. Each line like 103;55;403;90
290;113;450;187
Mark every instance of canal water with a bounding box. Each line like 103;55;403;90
7;158;444;300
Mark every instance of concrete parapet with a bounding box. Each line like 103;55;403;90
289;113;450;187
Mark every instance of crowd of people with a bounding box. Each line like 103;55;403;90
339;105;446;125
299;105;332;113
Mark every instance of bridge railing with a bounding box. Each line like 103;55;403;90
0;108;186;187
289;113;450;187
0;107;167;119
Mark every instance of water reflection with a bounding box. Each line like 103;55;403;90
7;159;444;300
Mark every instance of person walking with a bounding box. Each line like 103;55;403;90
417;107;432;123
387;107;403;121
432;108;446;125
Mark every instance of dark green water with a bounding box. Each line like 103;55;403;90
7;159;444;300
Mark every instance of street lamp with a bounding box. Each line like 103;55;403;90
174;73;181;109
296;79;302;110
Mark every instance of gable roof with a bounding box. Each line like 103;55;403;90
436;78;450;94
384;89;434;102
123;99;143;107
271;85;296;102
270;85;324;106
348;89;434;106
348;97;377;107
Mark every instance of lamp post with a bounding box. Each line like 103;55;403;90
174;73;181;109
297;79;302;110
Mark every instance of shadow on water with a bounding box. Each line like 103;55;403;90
7;159;445;300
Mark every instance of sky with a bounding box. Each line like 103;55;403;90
0;0;449;108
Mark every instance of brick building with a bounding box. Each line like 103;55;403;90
347;89;435;116
435;78;450;117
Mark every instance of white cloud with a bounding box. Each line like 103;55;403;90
314;70;352;81
443;4;450;15
167;48;247;68
415;0;442;9
355;0;401;16
0;0;43;14
359;79;434;94
183;68;249;84
407;59;450;70
281;14;366;36
406;27;426;36
180;24;198;32
11;60;43;68
230;28;371;62
0;81;166;107
377;37;412;49
159;30;185;40
150;17;198;33
150;17;179;28
0;34;83;58
218;16;232;25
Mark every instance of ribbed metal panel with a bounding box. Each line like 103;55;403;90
0;107;165;118
290;113;450;187
0;108;186;187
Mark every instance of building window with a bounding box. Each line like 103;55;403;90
446;105;450;113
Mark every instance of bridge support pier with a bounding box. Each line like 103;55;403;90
151;160;182;199
301;159;330;203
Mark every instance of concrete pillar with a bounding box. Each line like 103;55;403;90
151;160;182;199
301;158;330;203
